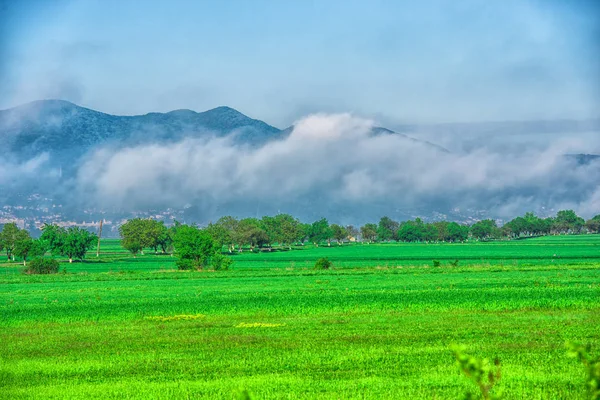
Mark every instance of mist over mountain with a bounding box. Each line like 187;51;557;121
1;100;599;225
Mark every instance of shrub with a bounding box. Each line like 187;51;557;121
450;259;460;267
24;258;60;274
432;260;441;267
212;254;233;271
314;257;332;270
566;342;600;399
176;258;196;271
451;345;502;400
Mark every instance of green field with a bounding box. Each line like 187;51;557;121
1;235;599;398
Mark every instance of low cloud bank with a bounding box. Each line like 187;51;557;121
75;114;600;219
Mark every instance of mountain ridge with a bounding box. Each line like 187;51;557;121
0;100;449;165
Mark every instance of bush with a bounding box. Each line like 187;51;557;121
176;258;197;270
432;260;441;267
314;257;332;270
450;259;460;267
24;258;60;274
212;254;233;271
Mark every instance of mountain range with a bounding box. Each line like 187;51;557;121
1;99;599;225
1;100;461;182
3;100;599;168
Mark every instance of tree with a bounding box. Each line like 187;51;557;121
60;227;97;263
470;219;497;241
397;219;425;242
432;221;450;242
172;225;219;270
216;216;239;252
205;222;231;252
360;223;377;243
40;224;65;253
260;215;279;250
447;222;469;243
13;231;46;266
119;220;143;257
330;224;347;245
422;223;438;242
155;222;173;254
0;223;20;261
236;218;269;251
586;215;600;234
554;210;585;234
119;219;158;256
299;223;311;245
377;216;399;242
41;225;96;263
274;214;302;249
308;218;332;246
142;220;170;254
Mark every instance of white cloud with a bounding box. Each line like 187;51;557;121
75;114;600;218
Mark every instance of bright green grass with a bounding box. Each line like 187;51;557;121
2;234;598;274
1;235;599;398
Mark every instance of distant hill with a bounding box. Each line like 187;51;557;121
0;100;449;173
0;100;281;162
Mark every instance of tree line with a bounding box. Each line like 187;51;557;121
0;223;97;266
1;209;597;268
115;209;600;259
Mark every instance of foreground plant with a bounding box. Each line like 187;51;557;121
566;342;600;400
451;345;502;400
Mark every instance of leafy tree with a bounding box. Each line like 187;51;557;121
360;223;377;243
397;219;426;242
237;218;269;251
554;210;585;234
447;222;469;243
274;214;302;249
155;222;173;254
470;219;497;241
585;216;600;234
40;224;65;253
299;223;312;245
172;225;220;270
205;222;231;252
144;220;171;254
377;216;399;242
308;218;332;246
432;221;450;242
41;225;96;263
540;217;555;236
330;224;347;245
119;220;144;257
60;227;97;263
216;216;239;252
0;223;20;261
423;223;439;242
260;216;279;250
13;231;46;266
119;218;163;256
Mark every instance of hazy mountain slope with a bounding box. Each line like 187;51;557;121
0;100;282;162
0;100;451;168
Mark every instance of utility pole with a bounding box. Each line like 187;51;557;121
96;219;103;257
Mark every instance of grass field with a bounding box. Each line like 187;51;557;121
1;235;599;398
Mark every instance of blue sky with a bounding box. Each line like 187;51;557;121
1;0;598;127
